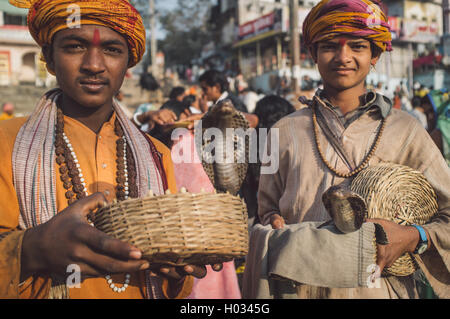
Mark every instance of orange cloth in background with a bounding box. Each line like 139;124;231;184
0;113;14;121
0;114;193;299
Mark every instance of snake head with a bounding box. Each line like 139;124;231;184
322;185;368;233
196;99;250;195
212;99;236;114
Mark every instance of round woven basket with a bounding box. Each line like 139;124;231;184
93;191;249;266
350;162;438;276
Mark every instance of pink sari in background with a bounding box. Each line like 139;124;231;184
171;130;242;299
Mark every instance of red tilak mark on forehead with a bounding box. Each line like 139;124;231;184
339;38;348;47
93;29;101;46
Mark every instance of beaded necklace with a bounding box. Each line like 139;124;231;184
311;106;386;178
55;107;138;293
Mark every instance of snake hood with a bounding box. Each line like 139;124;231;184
196;99;250;195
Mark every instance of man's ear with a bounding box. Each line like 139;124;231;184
370;55;380;68
214;83;222;94
42;45;56;75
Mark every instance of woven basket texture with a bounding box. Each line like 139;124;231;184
351;162;438;276
94;192;249;266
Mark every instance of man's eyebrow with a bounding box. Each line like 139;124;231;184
59;35;126;47
321;39;369;44
347;40;369;44
101;40;127;47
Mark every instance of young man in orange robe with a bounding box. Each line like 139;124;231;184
0;0;220;299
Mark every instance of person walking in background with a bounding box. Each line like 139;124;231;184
199;69;260;128
199;69;248;113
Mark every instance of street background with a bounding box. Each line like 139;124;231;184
1;0;449;116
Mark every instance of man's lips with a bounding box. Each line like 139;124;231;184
79;80;108;92
80;80;108;85
333;68;356;75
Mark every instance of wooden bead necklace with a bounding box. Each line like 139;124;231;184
311;106;386;178
55;107;138;293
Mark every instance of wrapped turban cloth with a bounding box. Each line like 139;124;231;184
9;0;146;68
303;0;392;53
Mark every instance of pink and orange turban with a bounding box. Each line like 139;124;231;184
9;0;146;67
303;0;392;53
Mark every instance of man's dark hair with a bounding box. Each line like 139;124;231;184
199;69;229;93
254;95;296;129
160;99;189;120
370;42;383;58
182;94;197;107
169;86;186;100
139;72;160;91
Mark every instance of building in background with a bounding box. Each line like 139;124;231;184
0;0;55;87
209;0;321;93
205;0;449;95
387;0;446;91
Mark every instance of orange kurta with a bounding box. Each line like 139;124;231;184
0;113;193;299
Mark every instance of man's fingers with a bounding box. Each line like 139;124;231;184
71;245;149;276
273;220;284;229
211;263;223;272
184;265;207;279
70;192;108;218
270;214;285;229
158;116;175;125
166;110;177;121
75;225;142;261
77;263;104;280
158;264;207;280
183;109;192;117
158;266;183;280
159;109;177;122
154;117;165;125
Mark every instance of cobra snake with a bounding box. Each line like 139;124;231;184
196;99;250;195
322;185;388;245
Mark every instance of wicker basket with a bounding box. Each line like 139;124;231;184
93;190;249;266
351;162;438;276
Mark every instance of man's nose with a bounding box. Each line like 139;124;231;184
334;45;352;64
80;47;106;74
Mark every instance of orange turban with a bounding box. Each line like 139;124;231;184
303;0;392;53
9;0;146;67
